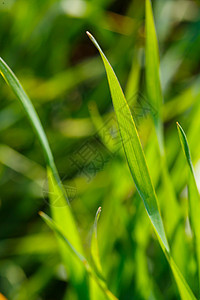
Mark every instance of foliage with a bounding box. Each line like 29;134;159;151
0;0;200;299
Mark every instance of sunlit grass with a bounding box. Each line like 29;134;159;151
0;0;200;299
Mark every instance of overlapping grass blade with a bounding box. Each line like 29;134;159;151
0;57;87;291
47;167;87;286
86;30;169;253
87;31;196;300
39;211;118;300
177;122;200;293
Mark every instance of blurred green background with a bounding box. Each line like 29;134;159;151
1;0;200;299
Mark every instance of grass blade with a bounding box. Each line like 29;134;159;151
0;57;56;175
145;0;163;152
90;207;104;280
0;57;87;292
87;31;196;300
86;30;169;253
47;167;87;285
177;122;200;294
145;0;162;114
39;211;86;263
39;211;118;300
125;51;141;101
145;0;181;241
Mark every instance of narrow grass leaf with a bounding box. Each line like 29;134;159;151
0;57;55;174
86;30;169;253
145;0;163;151
177;122;200;293
125;51;141;101
167;254;197;300
90;207;104;280
145;0;162;114
87;32;196;300
47;167;86;284
0;57;87;289
145;0;181;241
39;211;118;300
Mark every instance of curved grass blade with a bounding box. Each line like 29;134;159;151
0;57;87;290
177;122;200;294
0;57;56;175
86;31;196;300
39;211;118;300
86;30;169;253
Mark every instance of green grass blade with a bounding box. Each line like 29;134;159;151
86;30;169;253
0;57;87;291
125;51;141;101
39;211;86;263
167;254;197;300
87;32;196;300
90;207;104;280
145;0;181;244
177;122;200;294
176;122;194;173
39;211;118;300
145;0;163;151
145;0;162;114
0;57;56;175
47;167;86;284
89;207;108;300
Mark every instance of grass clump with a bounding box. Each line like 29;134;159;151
0;0;200;299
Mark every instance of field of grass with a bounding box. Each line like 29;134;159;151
1;0;200;299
